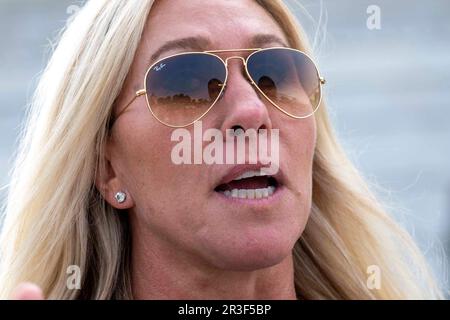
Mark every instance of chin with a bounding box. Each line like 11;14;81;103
202;225;301;272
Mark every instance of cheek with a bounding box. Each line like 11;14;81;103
281;116;317;173
114;115;207;232
115;116;179;209
280;116;316;216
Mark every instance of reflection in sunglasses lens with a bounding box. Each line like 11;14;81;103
146;53;226;126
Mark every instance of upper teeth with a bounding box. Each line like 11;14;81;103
218;169;276;199
232;170;268;181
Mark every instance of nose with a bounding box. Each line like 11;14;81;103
217;56;273;136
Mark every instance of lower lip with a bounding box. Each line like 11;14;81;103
213;185;285;208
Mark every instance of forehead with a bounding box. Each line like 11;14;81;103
143;0;288;53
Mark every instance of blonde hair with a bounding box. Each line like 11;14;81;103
0;0;443;299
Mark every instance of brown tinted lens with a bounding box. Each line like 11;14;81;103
146;53;226;126
247;48;321;117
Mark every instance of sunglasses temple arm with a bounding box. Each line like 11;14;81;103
111;89;146;126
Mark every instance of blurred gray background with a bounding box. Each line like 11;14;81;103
0;0;448;296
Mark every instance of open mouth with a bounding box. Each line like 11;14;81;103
214;170;280;200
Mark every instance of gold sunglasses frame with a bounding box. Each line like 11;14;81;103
113;47;326;128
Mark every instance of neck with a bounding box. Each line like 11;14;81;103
129;222;297;300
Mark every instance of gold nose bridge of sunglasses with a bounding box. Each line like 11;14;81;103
217;56;255;92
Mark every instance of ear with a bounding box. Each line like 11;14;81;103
95;139;135;210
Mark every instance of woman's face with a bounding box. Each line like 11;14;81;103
99;0;316;271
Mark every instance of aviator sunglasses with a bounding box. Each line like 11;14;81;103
111;47;326;128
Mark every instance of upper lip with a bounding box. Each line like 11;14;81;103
215;164;284;189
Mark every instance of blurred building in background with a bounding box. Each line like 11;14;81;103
0;0;448;296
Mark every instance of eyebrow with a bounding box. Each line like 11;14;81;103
148;33;289;65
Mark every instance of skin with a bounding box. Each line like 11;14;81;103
13;0;317;299
11;283;43;300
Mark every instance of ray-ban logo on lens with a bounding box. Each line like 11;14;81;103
154;63;166;72
171;121;280;175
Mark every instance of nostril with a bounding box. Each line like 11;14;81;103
230;124;267;134
230;125;245;136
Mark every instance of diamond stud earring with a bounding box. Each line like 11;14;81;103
114;191;126;204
